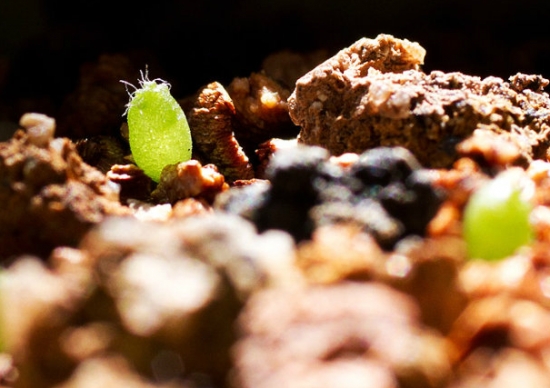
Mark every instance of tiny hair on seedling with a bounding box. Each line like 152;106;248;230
121;69;192;182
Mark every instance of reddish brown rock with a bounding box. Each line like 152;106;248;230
151;160;228;205
185;82;254;182
228;72;298;148
0;114;128;259
289;34;550;168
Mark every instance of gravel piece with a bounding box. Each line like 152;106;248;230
0;116;128;258
185;82;254;182
289;34;550;168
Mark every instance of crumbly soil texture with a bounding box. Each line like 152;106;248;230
4;34;550;388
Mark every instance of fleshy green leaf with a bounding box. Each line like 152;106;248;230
126;77;192;182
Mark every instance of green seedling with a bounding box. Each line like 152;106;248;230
122;71;192;182
464;171;534;261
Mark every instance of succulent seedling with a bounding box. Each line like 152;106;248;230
463;171;534;261
122;70;192;182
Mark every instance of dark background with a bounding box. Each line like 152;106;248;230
1;0;550;138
